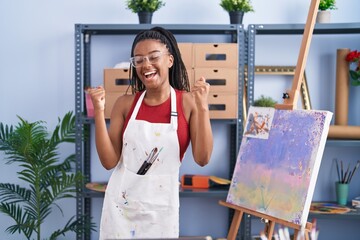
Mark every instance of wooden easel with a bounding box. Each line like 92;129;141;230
275;0;320;110
220;0;320;239
219;201;312;240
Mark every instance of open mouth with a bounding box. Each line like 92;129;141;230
144;70;157;79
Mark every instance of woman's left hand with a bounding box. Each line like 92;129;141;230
188;76;213;167
191;76;210;111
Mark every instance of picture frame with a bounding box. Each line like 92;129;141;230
243;66;312;129
252;66;312;110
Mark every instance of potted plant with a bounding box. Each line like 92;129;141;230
253;95;277;108
0;112;95;239
220;0;254;24
319;0;336;11
126;0;165;24
316;0;336;23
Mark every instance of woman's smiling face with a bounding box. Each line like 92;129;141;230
133;39;174;89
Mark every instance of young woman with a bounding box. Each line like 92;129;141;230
88;26;213;239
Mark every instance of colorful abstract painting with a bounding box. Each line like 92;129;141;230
227;106;332;227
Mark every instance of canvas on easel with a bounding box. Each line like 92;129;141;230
220;0;333;238
226;106;332;227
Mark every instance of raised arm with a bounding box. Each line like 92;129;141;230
88;86;129;170
187;76;213;166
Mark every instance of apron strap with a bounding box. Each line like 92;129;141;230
130;91;145;121
170;87;178;131
130;87;178;131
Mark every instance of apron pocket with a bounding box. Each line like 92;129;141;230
122;207;179;238
118;166;178;209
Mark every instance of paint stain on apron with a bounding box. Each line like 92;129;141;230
100;87;181;239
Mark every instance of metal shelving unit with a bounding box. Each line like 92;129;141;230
82;187;229;199
74;24;246;240
246;22;360;108
245;22;360;239
309;204;360;220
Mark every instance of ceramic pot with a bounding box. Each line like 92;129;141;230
336;182;349;205
229;11;244;24
316;10;331;23
138;11;153;24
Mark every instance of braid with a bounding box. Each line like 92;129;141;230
130;26;190;92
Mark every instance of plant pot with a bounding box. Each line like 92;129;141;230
138;11;153;24
229;11;244;24
316;10;331;23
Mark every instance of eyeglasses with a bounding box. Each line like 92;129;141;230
130;51;168;68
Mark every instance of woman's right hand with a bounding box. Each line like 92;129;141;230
87;86;106;112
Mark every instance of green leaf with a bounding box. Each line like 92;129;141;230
0;183;31;203
319;0;336;10
126;0;165;13
351;79;360;86
0;203;35;238
253;95;277;107
220;0;254;12
49;215;97;240
0;111;93;239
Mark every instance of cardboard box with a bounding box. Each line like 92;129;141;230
104;92;126;119
194;68;238;93
208;93;238;119
104;68;132;93
178;43;193;68
193;43;238;68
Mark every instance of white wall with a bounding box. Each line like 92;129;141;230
1;0;360;239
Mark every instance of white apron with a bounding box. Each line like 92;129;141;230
100;87;181;239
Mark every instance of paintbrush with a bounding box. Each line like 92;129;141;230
341;160;344;183
335;158;341;182
347;160;360;184
342;163;350;183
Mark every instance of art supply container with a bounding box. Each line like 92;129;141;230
336;182;349;205
85;92;94;117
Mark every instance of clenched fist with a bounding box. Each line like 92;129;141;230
86;86;106;111
191;76;210;110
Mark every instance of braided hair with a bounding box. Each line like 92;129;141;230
129;26;190;93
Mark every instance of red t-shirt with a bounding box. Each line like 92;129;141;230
122;89;190;160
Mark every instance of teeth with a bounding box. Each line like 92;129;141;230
144;71;156;76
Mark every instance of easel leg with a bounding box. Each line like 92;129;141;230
227;210;244;240
293;229;310;240
264;220;275;240
294;229;299;240
219;201;313;240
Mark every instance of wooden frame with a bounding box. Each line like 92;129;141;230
243;66;312;128
253;66;312;110
219;200;312;240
